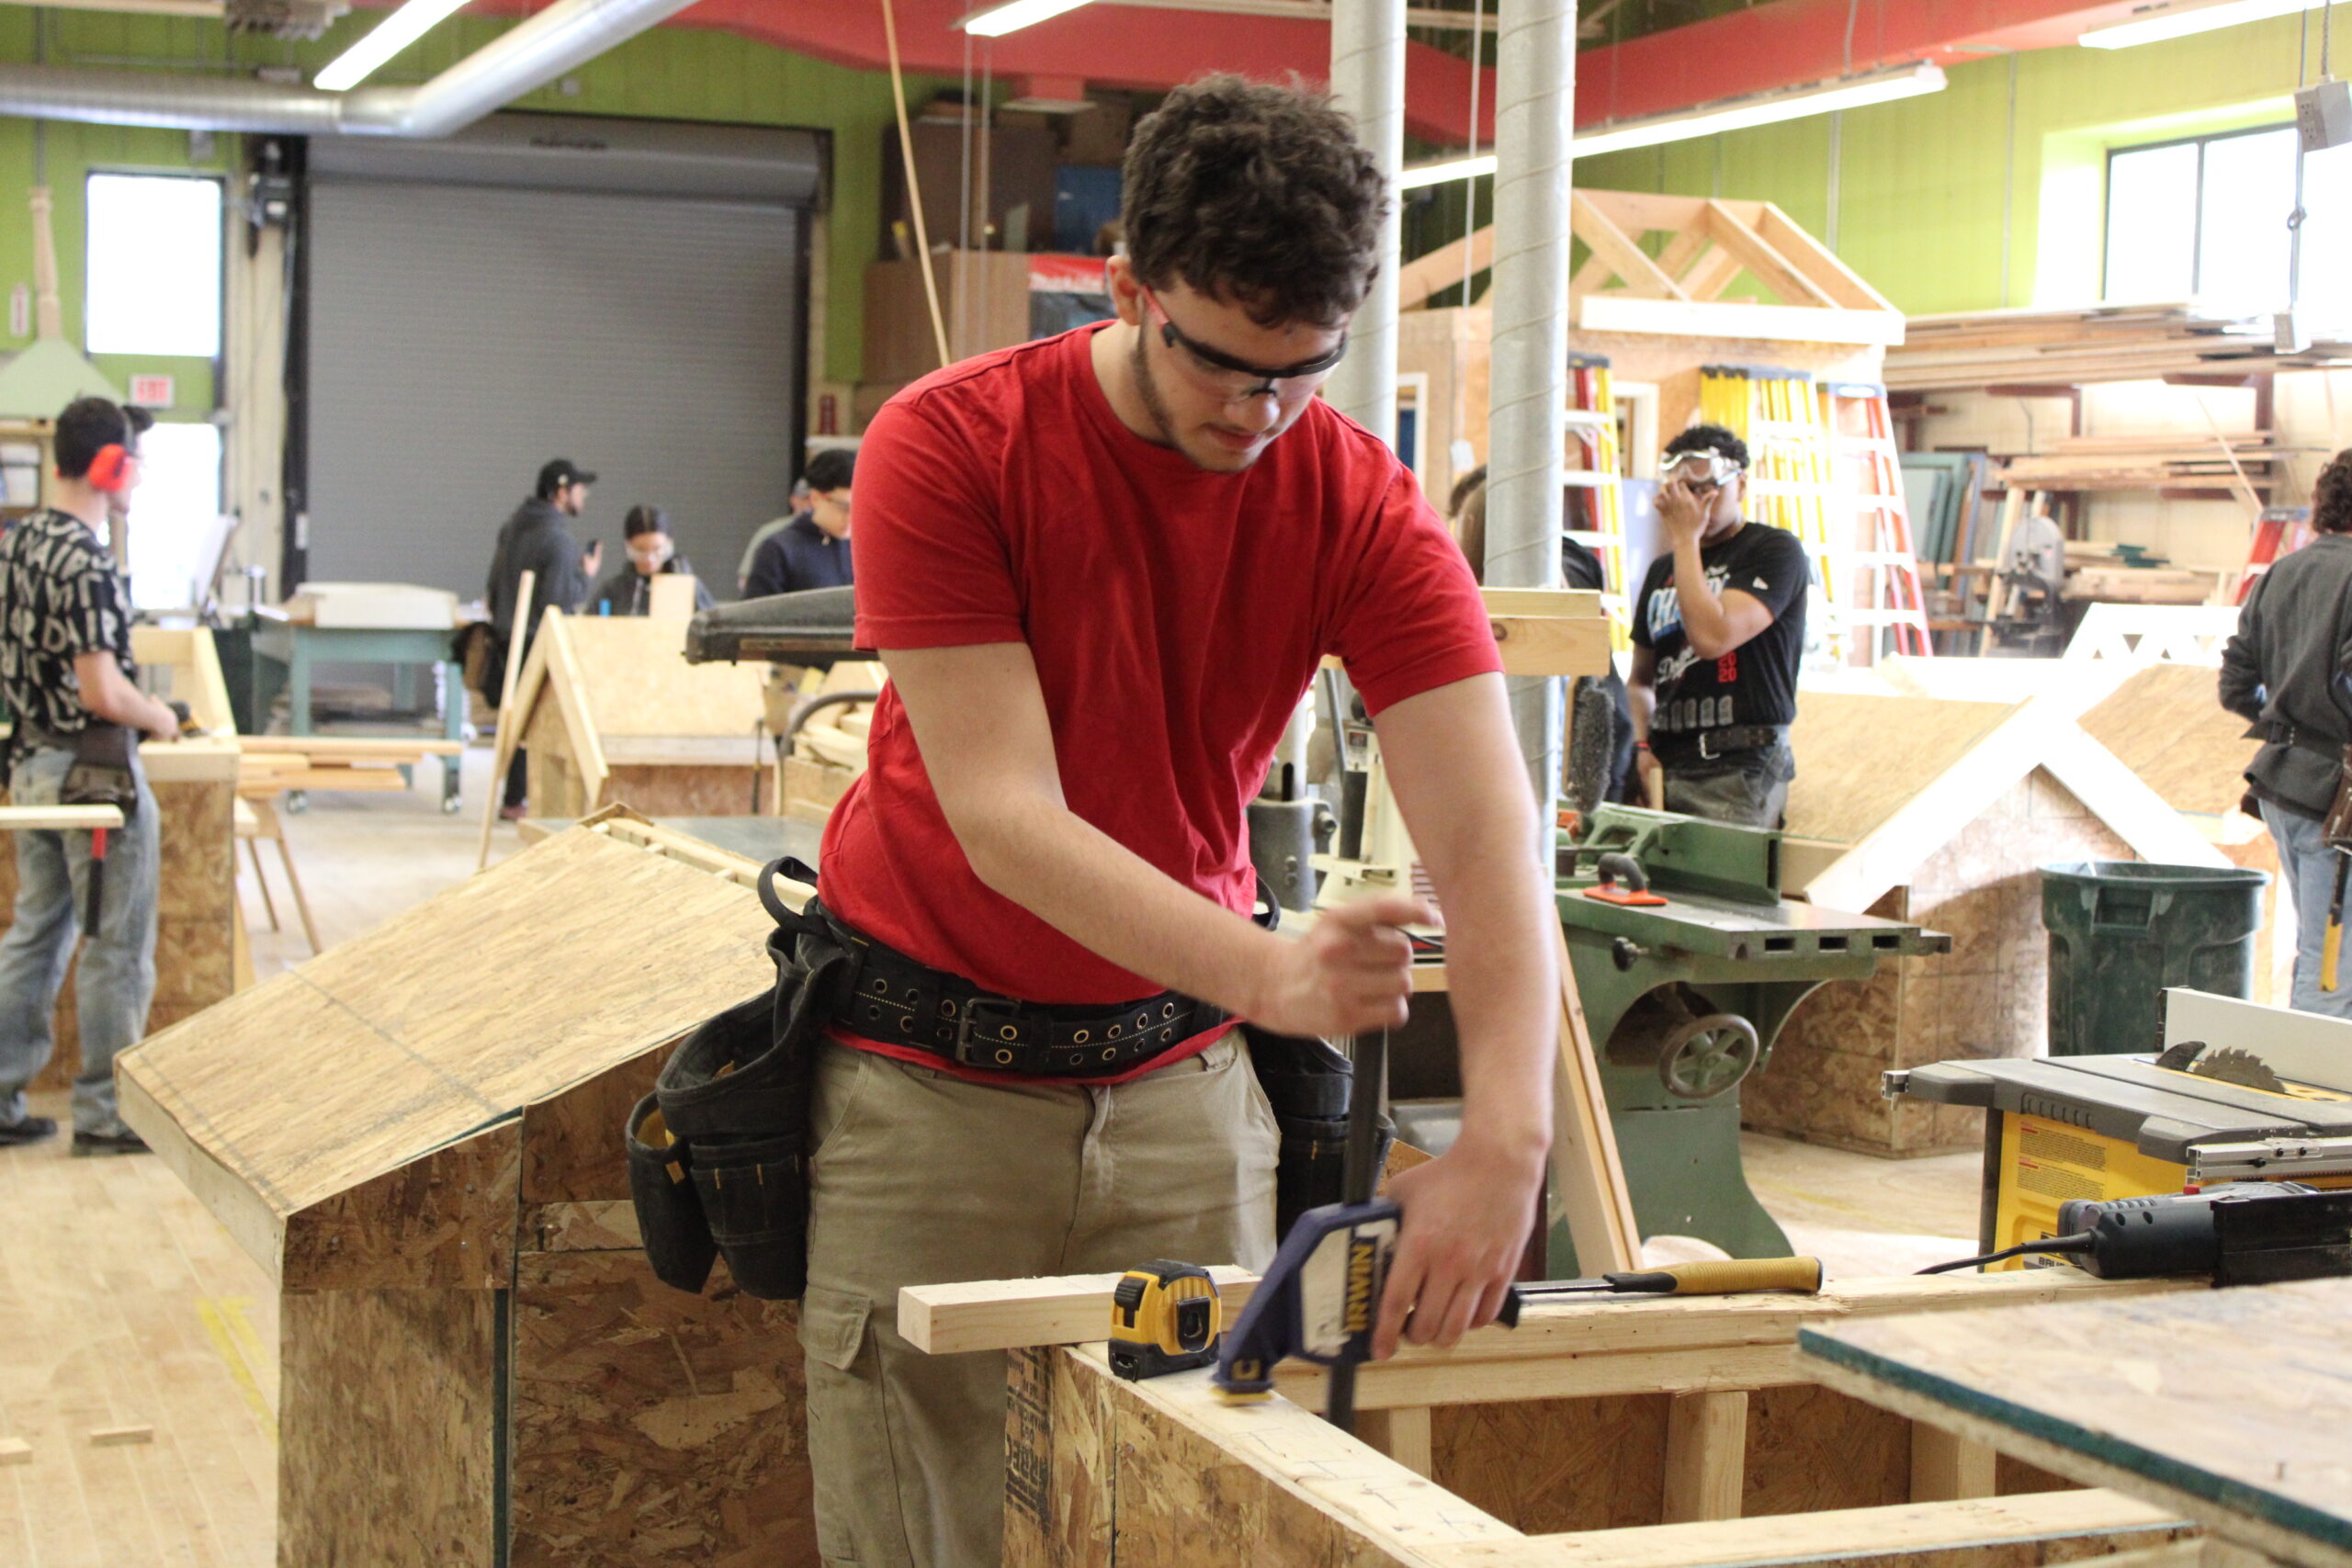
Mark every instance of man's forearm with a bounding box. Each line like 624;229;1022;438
963;791;1285;1015
1425;833;1556;1159
1669;538;1734;657
1626;675;1654;742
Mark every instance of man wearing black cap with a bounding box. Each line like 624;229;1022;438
485;458;600;818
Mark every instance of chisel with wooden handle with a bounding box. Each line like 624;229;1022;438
1496;1257;1823;1326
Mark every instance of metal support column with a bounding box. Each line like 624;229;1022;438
1326;0;1404;439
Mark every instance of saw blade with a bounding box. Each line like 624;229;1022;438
2189;1046;2289;1095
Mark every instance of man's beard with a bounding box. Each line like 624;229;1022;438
1130;327;1183;453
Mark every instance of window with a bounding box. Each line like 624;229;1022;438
126;420;224;610
85;173;222;358
2104;125;2299;314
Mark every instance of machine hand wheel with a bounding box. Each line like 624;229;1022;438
1657;1012;1761;1100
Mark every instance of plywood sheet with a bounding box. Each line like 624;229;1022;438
509;1250;818;1568
278;1288;499;1568
2078;663;2259;820
117;825;774;1281
1435;1394;1669;1534
564;616;769;740
1785;693;2025;847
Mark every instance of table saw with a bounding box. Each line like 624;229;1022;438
1892;987;2352;1264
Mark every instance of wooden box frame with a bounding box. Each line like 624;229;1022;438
900;1270;2196;1568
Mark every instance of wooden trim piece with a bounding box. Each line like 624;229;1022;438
1420;1490;2186;1568
0;804;123;830
539;610;608;807
478;570;538;871
1569;192;1688;300
1755;201;1897;312
900;1264;1264;1355
1677;241;1750;304
1910;1424;1997;1503
243;735;464;757
1702;198;1838;309
1491;615;1613;677
1662;1390;1747;1523
1576;295;1906;347
1554;921;1642;1273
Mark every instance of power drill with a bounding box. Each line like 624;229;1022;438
1924;1183;2352;1285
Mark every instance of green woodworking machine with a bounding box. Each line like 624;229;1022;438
1397;804;1950;1273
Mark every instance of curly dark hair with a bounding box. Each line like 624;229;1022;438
1121;74;1386;328
1665;423;1749;471
2317;449;2352;534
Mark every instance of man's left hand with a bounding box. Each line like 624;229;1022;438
1373;1132;1546;1358
1657;476;1708;547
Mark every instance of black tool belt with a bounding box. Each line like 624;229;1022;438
1655;723;1787;765
827;907;1230;1078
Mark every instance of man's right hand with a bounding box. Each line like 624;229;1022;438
1249;892;1430;1038
582;540;605;578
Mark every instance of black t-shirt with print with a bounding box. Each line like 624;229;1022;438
0;507;134;760
1630;521;1810;744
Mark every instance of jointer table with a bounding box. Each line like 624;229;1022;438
1548;806;1951;1269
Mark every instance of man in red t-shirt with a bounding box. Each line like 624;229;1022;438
806;76;1558;1566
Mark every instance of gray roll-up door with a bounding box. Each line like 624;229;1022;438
303;114;818;600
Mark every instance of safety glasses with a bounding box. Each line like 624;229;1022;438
1140;286;1348;399
1663;447;1743;489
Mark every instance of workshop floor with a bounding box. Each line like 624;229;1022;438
0;750;1982;1563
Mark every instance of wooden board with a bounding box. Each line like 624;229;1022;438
1784;693;2027;848
1801;1278;2352;1568
115;824;775;1287
0;804;123;830
2077;663;2260;820
563;615;769;740
278;1289;499;1568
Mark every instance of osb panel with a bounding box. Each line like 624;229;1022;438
280;1119;520;1291
596;765;771;819
522;1047;666;1205
155;777;236;919
1742;1382;1909;1517
528;700;590;819
279;1288;498;1568
509;1250;819;1568
565;617;768;739
1783;694;2022;848
1433;1395;1668;1534
1006;1345;1114;1568
1754;772;2132;1156
2079;663;2260;819
1112;1395;1426;1567
119;827;773;1227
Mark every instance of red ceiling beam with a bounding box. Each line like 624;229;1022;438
445;0;2164;146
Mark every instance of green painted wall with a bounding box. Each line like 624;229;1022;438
0;9;942;393
1568;12;2324;315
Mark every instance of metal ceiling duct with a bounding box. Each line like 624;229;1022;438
0;0;701;137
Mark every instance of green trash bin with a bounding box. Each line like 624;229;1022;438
2041;862;2270;1056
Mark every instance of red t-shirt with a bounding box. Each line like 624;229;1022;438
819;324;1500;1077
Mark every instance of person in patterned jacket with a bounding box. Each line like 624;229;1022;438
0;396;179;1155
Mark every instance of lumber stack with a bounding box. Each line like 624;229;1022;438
1998;432;2297;492
1887;302;2352;391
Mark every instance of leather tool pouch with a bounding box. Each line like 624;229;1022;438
629;858;853;1300
62;722;139;813
1244;1024;1395;1238
2327;744;2352;850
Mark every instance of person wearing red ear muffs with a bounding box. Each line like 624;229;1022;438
0;395;175;1156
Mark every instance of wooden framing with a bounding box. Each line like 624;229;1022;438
921;1268;2196;1567
1748;688;2232;1156
115;818;827;1565
503;607;775;819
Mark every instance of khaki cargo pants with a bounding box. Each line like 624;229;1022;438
801;1031;1280;1567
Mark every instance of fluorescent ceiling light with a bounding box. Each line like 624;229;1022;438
956;0;1093;37
1396;63;1947;190
313;0;473;91
2080;0;2309;50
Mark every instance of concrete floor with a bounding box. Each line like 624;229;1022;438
0;747;1990;1562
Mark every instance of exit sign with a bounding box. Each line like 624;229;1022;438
128;374;174;408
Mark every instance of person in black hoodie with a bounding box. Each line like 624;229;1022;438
2221;448;2352;1017
590;505;717;617
742;446;854;598
484;457;601;818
